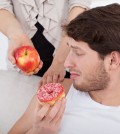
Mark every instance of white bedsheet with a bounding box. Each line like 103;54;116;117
0;70;41;134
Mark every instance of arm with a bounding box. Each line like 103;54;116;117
0;9;25;39
39;6;86;85
53;6;86;63
0;7;84;38
8;79;73;134
51;7;86;70
0;9;41;74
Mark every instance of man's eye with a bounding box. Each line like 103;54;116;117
73;49;83;56
76;52;81;56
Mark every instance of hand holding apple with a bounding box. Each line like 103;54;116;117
14;46;42;73
8;33;34;65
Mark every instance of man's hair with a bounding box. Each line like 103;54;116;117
64;3;120;57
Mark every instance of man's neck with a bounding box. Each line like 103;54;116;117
89;85;120;106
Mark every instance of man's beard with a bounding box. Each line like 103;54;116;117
73;63;110;92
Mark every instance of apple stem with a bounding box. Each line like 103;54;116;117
25;50;27;55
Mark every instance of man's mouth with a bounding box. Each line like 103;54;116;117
70;71;80;79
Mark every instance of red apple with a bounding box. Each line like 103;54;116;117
14;46;40;73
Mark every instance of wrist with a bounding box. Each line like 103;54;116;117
68;6;85;22
25;128;33;134
7;26;26;40
52;57;65;66
8;32;30;45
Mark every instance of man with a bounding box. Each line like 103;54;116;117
8;3;120;134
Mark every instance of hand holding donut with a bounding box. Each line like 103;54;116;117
29;98;66;134
27;83;66;134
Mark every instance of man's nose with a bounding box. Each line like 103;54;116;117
64;51;73;69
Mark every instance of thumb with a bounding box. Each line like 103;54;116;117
8;51;16;65
58;71;66;82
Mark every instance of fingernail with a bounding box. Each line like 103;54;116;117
56;99;61;104
62;98;66;103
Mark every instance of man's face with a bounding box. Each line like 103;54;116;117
64;38;110;92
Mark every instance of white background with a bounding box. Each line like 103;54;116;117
0;33;8;70
0;0;120;70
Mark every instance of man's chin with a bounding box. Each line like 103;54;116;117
73;82;89;92
73;82;81;90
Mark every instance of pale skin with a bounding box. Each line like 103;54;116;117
0;6;85;80
8;38;120;133
8;79;73;134
64;38;120;106
0;10;42;75
39;6;86;85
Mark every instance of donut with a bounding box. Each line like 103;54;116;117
37;83;65;106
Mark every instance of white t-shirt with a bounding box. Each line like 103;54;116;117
58;85;120;134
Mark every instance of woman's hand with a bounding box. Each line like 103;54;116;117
39;61;66;86
8;34;42;75
39;35;70;86
28;98;66;134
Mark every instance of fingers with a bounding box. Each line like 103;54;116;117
39;80;43;88
46;73;59;83
39;76;54;88
39;76;47;88
35;104;50;122
39;61;43;70
46;73;63;83
39;64;66;87
58;70;66;82
39;73;60;87
44;99;65;122
52;98;66;124
33;98;66;134
53;74;59;83
34;61;43;74
21;61;43;76
8;35;42;76
44;100;61;122
8;50;16;65
47;75;53;83
23;71;34;76
39;76;46;86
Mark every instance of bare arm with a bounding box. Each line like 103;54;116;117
0;9;41;74
39;6;86;85
52;6;85;66
0;9;25;39
8;79;73;134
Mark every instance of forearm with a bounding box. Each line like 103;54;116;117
8;115;33;134
53;6;86;64
8;96;37;134
25;128;33;134
53;36;70;64
62;78;73;95
67;6;85;22
0;9;25;39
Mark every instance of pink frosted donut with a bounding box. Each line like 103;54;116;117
37;83;65;106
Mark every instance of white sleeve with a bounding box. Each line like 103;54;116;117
0;0;13;14
69;0;92;11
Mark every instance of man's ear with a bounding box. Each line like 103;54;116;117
109;51;120;70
